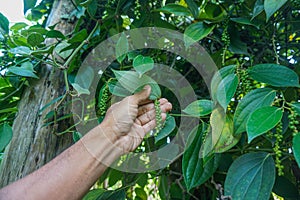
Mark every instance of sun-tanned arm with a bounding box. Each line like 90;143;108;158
0;86;172;200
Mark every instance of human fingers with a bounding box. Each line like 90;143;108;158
130;85;151;104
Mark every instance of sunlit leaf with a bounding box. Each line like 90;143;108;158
182;100;213;117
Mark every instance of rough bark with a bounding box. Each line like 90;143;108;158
0;0;77;187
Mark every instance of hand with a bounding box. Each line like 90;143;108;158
101;85;172;153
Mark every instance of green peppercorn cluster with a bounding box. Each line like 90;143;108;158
154;99;163;133
134;0;141;19
288;109;299;136
236;68;253;98
274;122;284;176
98;85;109;116
221;20;230;66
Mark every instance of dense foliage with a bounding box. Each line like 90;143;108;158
0;0;300;199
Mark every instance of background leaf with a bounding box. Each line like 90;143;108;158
7;62;39;79
264;0;288;21
116;33;128;63
248;64;299;87
155;115;176;143
0;13;9;34
292;134;300;167
184;22;215;47
234;88;276;135
0;123;13;151
246;106;283;143
224;152;275;200
27;32;45;47
156;4;191;16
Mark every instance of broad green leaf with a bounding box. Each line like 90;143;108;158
0;123;13;151
69;29;88;43
158;175;169;200
8;62;39;79
252;0;264;20
71;83;90;95
113;70;161;100
234;88;276;135
108;80;131;97
291;102;300;116
54;41;72;59
211;65;236;102
264;0;288;21
156;4;192;16
116;33;128;63
272;176;299;199
155;115;176;143
248;64;299;87
72;131;82;143
133;55;154;77
224;152;275;200
182;100;213;117
216;74;238;110
108;169;123;187
75;66;94;90
213;115;241;153
135;187;147;200
230;17;260;29
185;0;199;19
0;13;9;34
96;189;126;200
182;124;220;191
82;189;105;200
9;46;32;55
27;32;44;46
198;3;227;23
23;0;37;14
246;106;283;143
292;134;300;167
46;30;66;39
184;22;215;47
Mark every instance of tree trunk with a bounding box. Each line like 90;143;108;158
0;0;76;187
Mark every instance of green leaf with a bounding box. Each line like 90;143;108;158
0;13;9;34
0;123;13;151
213;115;241;153
96;189;126;200
291;102;300;116
234;88;276;135
252;0;264;20
23;0;37;14
216;74;238;110
248;64;299;87
9;46;32;55
54;41;73;59
108;80;131;97
71;83;90;95
224;152;275;200
10;22;28;32
27;32;45;47
198;3;227;23
155;115;176;143
46;30;66;39
8;62;39;79
184;22;215;47
135;187;147;200
133;55;154;77
246;106;283;143
211;65;236;102
156;4;192;16
72;131;83;143
292;134;300;167
113;70;161;100
75;66;94;90
158;175;169;200
182;100;213;117
272;176;299;199
185;0;199;19
264;0;288;21
69;29;88;43
182;124;220;191
116;33;129;63
230;17;260;29
82;189;105;200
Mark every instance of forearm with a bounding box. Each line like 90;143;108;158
0;124;121;200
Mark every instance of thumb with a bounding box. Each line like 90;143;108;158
133;85;151;104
